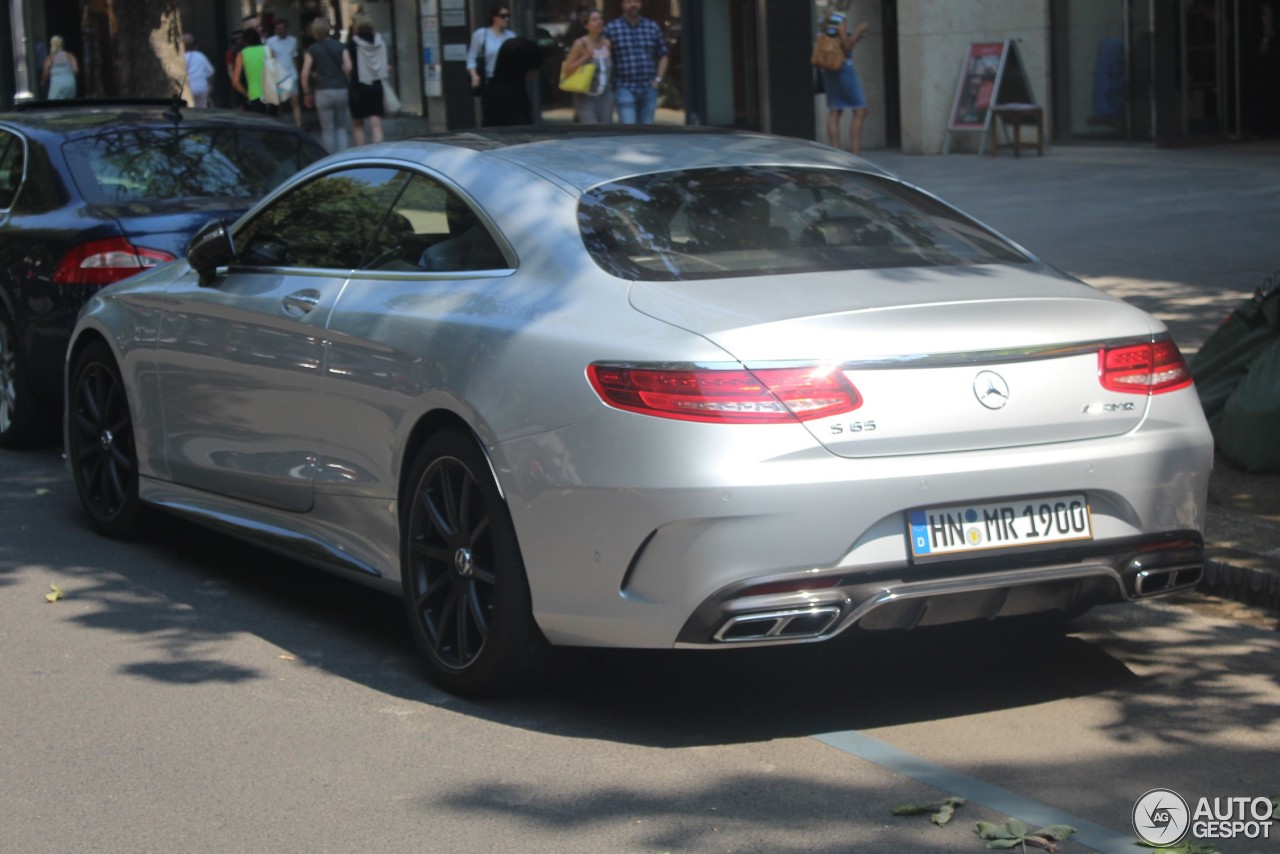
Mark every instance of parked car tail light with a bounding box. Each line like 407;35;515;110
587;364;862;423
53;238;176;286
1098;339;1193;394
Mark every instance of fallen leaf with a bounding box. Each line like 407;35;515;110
976;820;1075;852
1035;825;1077;841
894;796;966;826
35;488;50;495
278;654;297;661
45;583;63;603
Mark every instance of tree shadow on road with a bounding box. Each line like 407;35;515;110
8;448;1278;756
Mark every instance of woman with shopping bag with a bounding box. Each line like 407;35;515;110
347;14;388;145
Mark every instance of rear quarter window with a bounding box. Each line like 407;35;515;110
61;128;327;204
577;166;1029;281
0;130;23;209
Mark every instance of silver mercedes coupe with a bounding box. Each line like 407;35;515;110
65;128;1213;696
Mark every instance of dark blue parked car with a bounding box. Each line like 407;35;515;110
0;99;327;447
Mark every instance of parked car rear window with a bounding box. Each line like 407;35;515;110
577;166;1029;281
62;128;326;204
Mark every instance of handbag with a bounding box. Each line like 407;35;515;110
559;62;595;94
811;32;845;71
471;31;485;96
382;79;401;114
261;55;282;105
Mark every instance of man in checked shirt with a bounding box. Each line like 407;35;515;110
605;0;669;123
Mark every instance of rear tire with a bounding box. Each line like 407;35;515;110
400;430;554;697
67;341;145;539
0;309;55;448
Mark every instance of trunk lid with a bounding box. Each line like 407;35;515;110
629;265;1162;458
88;198;254;258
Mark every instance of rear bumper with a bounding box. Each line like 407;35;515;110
674;533;1202;646
500;390;1213;649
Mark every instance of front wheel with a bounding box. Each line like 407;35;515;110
401;430;554;697
67;341;145;539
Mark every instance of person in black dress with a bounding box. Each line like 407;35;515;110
482;37;544;127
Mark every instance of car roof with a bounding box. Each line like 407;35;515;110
366;126;889;192
0;99;312;142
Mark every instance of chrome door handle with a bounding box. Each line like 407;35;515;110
282;289;321;316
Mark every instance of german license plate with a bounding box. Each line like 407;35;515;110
908;494;1092;557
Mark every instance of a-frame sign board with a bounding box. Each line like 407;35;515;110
943;40;1036;154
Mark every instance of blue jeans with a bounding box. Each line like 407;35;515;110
614;83;658;124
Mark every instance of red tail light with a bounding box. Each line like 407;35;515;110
53;237;176;286
587;364;862;423
1099;339;1192;394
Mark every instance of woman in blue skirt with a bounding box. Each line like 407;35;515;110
819;12;871;155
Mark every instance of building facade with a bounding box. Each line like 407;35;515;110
7;0;1275;150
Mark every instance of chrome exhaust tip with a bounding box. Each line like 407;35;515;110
1133;564;1202;597
713;606;842;643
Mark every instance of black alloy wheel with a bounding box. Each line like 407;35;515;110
0;309;53;448
401;430;551;696
68;342;144;538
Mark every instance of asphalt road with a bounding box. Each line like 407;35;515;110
3;142;1279;853
3;444;1279;853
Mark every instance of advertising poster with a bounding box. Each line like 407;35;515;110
948;42;1006;130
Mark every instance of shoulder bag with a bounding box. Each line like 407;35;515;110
261;53;282;104
559;61;595;94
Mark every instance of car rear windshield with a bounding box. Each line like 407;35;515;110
577;166;1030;281
62;128;326;204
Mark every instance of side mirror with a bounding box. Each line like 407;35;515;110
187;219;235;286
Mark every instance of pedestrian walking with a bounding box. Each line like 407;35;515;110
604;0;667;124
347;14;388;145
231;26;269;113
267;19;303;127
301;17;352;152
182;33;215;108
228;15;260;110
482;36;544;126
817;11;871;156
41;35;79;100
467;4;517;126
561;9;614;124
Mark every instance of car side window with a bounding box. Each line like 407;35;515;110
0;131;25;210
234;167;408;270
359;173;507;273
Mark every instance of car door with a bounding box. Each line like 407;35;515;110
154;165;409;511
317;171;514;497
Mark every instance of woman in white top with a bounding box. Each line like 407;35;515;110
560;9;613;124
467;4;515;100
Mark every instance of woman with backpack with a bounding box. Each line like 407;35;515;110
817;12;871;156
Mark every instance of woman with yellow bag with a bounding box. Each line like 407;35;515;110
560;9;614;124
